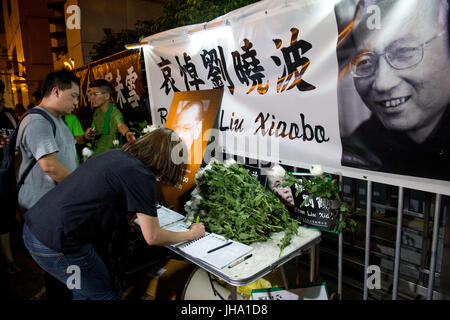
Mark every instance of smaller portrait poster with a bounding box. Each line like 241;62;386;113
161;88;224;211
240;162;339;231
266;170;339;231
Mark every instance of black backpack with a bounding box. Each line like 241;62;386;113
0;108;56;211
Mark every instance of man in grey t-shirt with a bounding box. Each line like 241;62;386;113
17;69;80;300
17;107;78;210
17;70;80;212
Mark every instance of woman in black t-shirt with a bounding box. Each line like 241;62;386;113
22;128;205;300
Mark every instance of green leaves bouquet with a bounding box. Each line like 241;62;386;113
185;159;299;254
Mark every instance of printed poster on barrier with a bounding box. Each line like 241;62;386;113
161;88;224;211
142;0;450;196
266;170;338;231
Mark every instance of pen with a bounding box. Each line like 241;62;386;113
228;254;253;268
207;241;232;254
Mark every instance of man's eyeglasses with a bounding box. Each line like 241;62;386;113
89;91;106;96
351;31;445;78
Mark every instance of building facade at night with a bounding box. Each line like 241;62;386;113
1;0;164;107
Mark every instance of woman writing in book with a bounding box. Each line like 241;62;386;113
21;128;205;300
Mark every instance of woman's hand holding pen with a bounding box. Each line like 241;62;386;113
190;222;205;240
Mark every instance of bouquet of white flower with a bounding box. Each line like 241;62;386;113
82;147;94;161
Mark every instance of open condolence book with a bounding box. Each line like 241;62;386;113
179;234;253;269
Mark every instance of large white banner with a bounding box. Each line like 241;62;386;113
143;0;450;196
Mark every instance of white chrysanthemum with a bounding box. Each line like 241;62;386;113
142;124;160;134
184;200;193;212
82;147;94;158
112;139;119;147
150;125;160;132
191;197;200;210
191;188;199;197
194;168;204;183
310;164;324;177
224;158;236;167
270;165;286;179
208;157;219;165
185;206;196;220
193;194;203;206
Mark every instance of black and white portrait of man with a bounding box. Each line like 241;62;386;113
336;0;450;181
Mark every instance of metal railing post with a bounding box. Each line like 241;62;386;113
427;194;442;300
338;175;344;300
363;181;372;300
392;186;404;299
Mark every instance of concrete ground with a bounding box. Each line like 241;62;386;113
1;222;45;300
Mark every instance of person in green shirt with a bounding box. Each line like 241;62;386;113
65;114;84;143
64;113;84;164
84;79;135;155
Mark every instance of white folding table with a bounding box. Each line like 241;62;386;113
164;219;322;299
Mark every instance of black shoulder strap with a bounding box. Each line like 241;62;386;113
24;108;57;137
17;108;58;185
